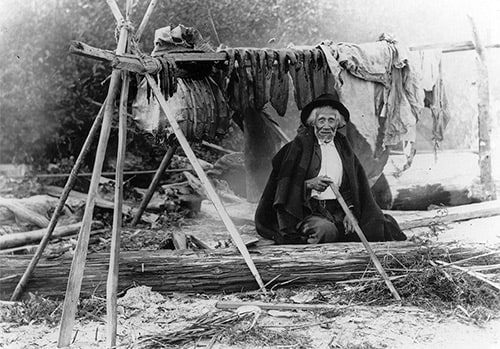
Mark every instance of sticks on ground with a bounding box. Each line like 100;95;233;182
435;260;500;291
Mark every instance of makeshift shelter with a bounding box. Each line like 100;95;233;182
132;27;426;204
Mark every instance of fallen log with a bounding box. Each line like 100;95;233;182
44;185;159;224
389;182;480;210
216;300;348;311
391;199;500;230
384;151;500;210
0;196;54;228
0;245;39;255
0;241;492;299
172;232;188;250
0;222;101;250
183;171;245;203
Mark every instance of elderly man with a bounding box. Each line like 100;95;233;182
255;94;404;244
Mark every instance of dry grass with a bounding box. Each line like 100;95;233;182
332;252;500;324
224;326;312;348
127;309;312;349
0;293;105;326
129;311;252;348
335;343;388;349
0;294;61;326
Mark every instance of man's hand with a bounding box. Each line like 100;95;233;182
307;231;322;244
301;221;332;244
343;215;355;234
300;221;321;244
306;175;333;192
306;229;337;244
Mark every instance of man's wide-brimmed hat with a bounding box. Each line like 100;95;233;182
300;94;350;125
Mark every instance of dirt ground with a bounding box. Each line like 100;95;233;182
2;288;500;349
1;199;500;349
1;286;500;349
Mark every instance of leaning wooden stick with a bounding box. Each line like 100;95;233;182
329;184;402;301
447;250;500;266
106;0;125;24
201;140;235;154
1;223;83;250
106;69;130;349
57;22;130;349
131;144;178;226
125;0;133;18
107;2;132;347
135;0;159;41
144;73;267;292
436;260;500;291
10;102;105;301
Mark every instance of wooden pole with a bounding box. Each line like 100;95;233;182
135;0;158;42
436;260;500;291
329;184;401;301
106;2;132;347
31;168;193;179
57;25;130;349
205;0;221;46
68;40;226;70
409;40;500;53
131;144;178;226
469;16;496;201
144;73;267;292
125;0;133;18
106;0;125;24
9;102;105;301
106;70;129;349
201;140;235;154
1;223;85;250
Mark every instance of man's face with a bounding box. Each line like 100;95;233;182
313;108;344;143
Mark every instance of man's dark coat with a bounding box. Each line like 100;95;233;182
255;127;398;244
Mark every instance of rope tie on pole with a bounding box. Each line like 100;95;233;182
115;20;135;42
131;41;163;75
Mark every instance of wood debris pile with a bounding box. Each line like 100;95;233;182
131;311;253;348
0;151;244;257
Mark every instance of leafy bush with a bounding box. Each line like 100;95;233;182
0;0;114;166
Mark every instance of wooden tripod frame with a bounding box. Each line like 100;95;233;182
1;0;265;347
